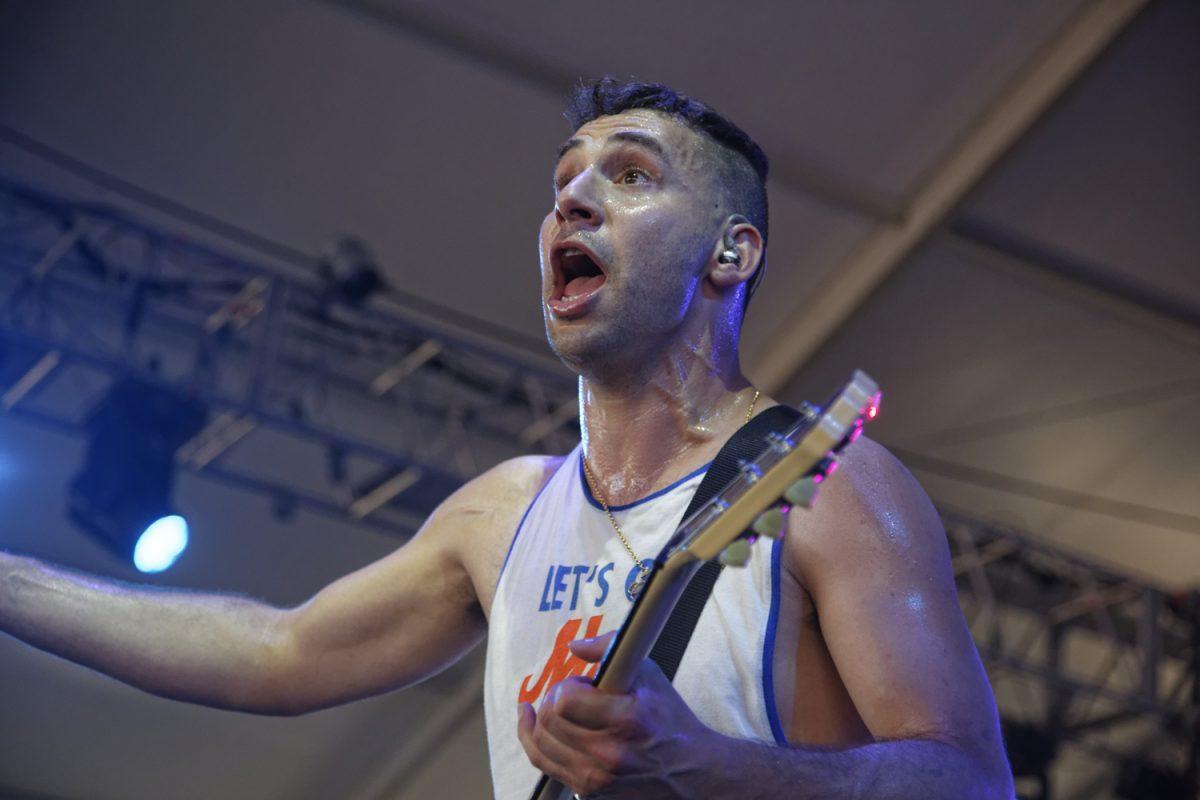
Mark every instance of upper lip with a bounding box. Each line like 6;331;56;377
549;239;607;299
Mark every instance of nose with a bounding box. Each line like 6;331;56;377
554;169;604;227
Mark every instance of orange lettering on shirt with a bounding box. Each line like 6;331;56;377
518;614;604;704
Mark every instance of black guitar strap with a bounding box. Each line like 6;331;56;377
648;403;802;682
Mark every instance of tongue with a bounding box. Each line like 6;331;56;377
564;274;605;297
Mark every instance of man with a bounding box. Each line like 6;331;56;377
0;79;1013;799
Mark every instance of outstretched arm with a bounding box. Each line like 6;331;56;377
517;439;1014;799
0;455;548;716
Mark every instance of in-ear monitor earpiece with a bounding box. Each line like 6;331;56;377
718;226;742;266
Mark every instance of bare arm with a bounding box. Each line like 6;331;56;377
0;455;550;716
0;553;296;712
705;437;1013;799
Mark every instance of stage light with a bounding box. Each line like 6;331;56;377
867;391;882;419
68;377;206;572
132;515;189;574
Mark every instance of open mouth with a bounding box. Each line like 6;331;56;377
549;244;607;317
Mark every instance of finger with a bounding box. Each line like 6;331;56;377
547;676;638;732
517;701;536;743
516;701;540;761
539;700;602;750
534;702;621;795
517;702;574;779
539;713;625;792
539;706;604;782
567;630;616;663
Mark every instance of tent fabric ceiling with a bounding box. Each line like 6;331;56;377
963;0;1200;307
0;1;1195;798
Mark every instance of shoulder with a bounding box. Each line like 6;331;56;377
433;454;566;612
433;453;566;543
784;435;950;593
444;454;564;513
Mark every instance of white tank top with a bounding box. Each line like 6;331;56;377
484;445;787;800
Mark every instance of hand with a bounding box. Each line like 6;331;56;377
516;632;717;798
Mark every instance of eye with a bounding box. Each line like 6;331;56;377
619;168;650;185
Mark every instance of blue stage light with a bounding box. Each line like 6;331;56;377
68;377;206;573
133;515;189;573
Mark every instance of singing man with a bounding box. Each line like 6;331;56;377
0;78;1014;799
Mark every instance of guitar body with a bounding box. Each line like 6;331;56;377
528;372;880;800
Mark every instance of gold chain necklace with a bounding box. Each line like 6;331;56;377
581;389;760;599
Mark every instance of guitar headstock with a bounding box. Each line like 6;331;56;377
662;370;881;570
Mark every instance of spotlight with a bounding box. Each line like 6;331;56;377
68;377;207;572
132;515;189;574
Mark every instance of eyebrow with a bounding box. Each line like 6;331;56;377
554;130;669;167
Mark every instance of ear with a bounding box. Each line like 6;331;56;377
709;215;765;292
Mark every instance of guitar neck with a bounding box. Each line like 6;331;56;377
528;558;704;800
590;402;839;691
590;556;703;692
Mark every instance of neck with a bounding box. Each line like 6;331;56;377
578;325;754;505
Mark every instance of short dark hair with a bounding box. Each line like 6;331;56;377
565;78;770;304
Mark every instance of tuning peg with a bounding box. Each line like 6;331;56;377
718;538;752;567
816;456;838;479
866;392;882;420
835;420;864;452
765;431;794;454
739;459;763;482
751;507;786;539
784;476;819;509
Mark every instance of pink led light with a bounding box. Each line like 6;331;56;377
849;424;864;443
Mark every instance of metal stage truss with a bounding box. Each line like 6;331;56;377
0;177;580;536
947;510;1198;798
1;177;1195;797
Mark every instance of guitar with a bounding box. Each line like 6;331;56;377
528;370;881;800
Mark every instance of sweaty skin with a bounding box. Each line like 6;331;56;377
518;110;1012;798
0;108;1013;799
544;110;762;504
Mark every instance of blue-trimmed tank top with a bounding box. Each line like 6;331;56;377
483;444;787;799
